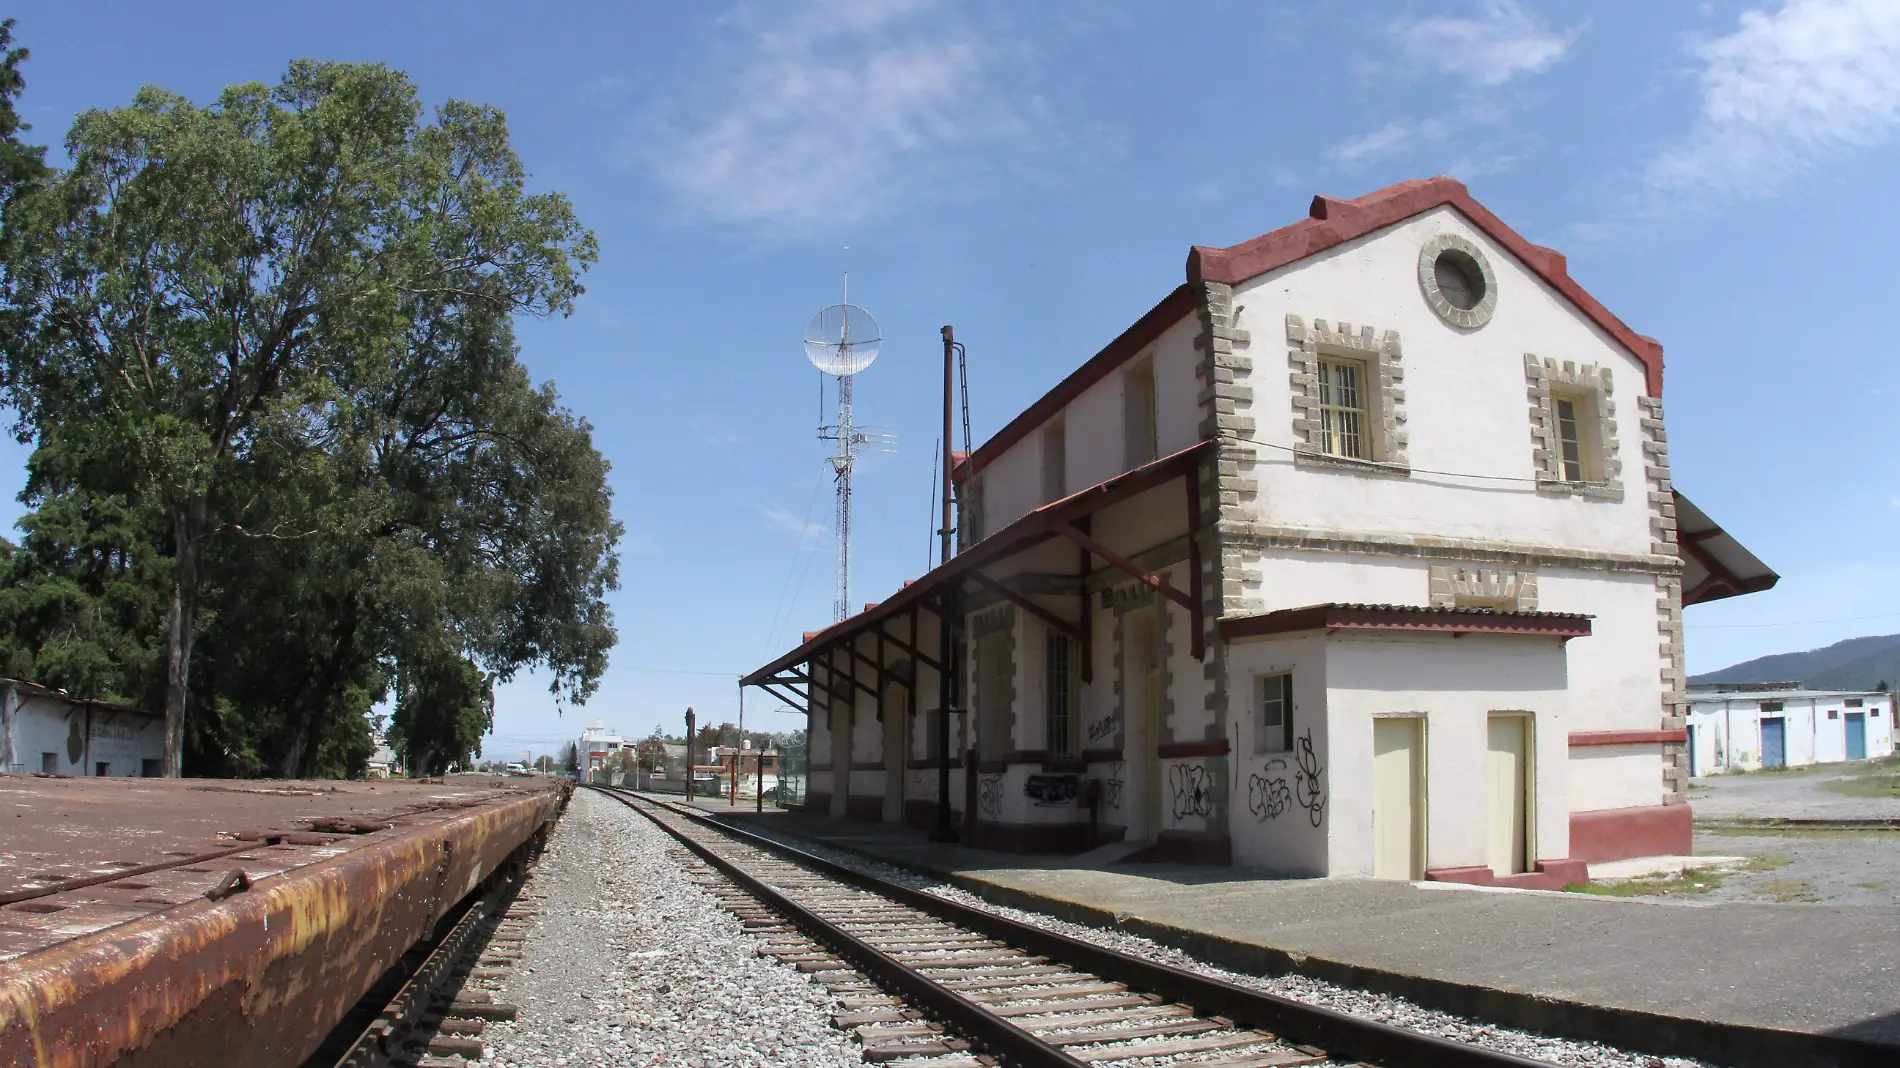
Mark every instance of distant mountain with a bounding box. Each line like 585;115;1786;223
1690;634;1900;692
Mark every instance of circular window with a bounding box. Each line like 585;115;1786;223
1417;235;1496;329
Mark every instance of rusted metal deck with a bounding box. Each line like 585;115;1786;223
0;773;568;1068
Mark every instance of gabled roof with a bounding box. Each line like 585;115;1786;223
956;176;1665;482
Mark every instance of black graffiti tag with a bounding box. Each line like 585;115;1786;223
1295;729;1325;827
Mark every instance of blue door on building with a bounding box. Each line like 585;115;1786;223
1761;717;1786;769
1847;713;1868;760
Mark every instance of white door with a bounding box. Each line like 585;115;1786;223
1485;714;1529;876
1372;718;1423;880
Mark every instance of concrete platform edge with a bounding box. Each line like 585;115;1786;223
707;812;1894;1068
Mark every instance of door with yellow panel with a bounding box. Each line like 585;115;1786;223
1485;713;1532;876
1372;717;1424;880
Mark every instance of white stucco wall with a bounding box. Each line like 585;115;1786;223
3;695;164;777
1227;206;1656;558
1294;633;1570;878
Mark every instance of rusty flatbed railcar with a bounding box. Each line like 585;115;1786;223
0;773;568;1068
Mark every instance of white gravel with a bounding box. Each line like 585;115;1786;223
476;790;864;1068
715;813;1707;1068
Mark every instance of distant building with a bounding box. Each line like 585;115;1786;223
578;720;626;782
365;734;401;778
1686;685;1894;774
0;679;166;777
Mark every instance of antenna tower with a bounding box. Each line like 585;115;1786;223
806;280;887;623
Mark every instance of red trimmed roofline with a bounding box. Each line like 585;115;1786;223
1187;176;1663;397
954;176;1664;483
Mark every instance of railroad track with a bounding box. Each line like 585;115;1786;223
299;828;548;1068
590;786;1562;1068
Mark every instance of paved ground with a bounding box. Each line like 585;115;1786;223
685;798;1900;1062
1597;759;1900;906
1685;760;1900;821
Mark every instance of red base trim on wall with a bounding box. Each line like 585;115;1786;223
804;791;831;816
1424;858;1588;891
1568;803;1693;864
844;796;884;822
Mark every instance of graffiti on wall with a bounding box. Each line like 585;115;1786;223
1294;729;1325;827
1087;714;1121;743
1246;772;1292;821
1102;762;1125;809
1168;763;1212;820
1024;774;1079;807
978;774;1004;819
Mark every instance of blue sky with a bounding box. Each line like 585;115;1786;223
5;1;1900;757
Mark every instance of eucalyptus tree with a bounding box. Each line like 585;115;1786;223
0;62;599;774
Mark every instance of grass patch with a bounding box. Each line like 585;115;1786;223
1699;825;1900;840
1855;880;1889;890
1741;853;1793;872
1565;868;1729;898
1819;755;1900;799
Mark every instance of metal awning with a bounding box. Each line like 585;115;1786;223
1674;490;1779;606
744;441;1213;705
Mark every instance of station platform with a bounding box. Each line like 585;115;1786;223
0;772;567;1068
680;800;1900;1067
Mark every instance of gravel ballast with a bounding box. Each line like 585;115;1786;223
477;789;864;1068
704;806;1707;1068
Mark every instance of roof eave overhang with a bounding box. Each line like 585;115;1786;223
1219;604;1594;643
746;440;1212;685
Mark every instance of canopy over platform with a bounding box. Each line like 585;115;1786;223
1674;491;1779;606
743;440;1213;712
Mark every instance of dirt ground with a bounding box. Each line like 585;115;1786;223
1576;758;1900;904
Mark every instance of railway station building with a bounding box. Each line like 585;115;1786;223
744;177;1777;888
0;678;166;778
1685;683;1895;774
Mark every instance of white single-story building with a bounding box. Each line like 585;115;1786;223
746;177;1779;888
0;679;165;777
1686;684;1894;774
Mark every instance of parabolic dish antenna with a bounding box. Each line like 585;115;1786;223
804;304;882;377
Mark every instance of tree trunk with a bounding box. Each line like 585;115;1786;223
161;499;206;777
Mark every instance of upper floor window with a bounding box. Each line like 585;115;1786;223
1124;359;1157;469
1316;356;1368;460
1042;421;1066;503
1286;315;1410;474
1552;394;1590;481
1525;356;1623;500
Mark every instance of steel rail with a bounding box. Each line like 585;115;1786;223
596;786;1094;1068
599;786;1562;1068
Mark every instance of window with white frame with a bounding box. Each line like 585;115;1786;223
1258;673;1293;754
1046;631;1077;759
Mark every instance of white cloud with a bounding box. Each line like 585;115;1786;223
763;505;828;541
645;0;1036;234
1648;0;1900;196
1393;1;1583;87
1329;121;1416;167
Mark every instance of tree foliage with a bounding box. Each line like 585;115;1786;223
0;53;618;777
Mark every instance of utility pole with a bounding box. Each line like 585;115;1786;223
931;326;960;843
684;706;696;804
